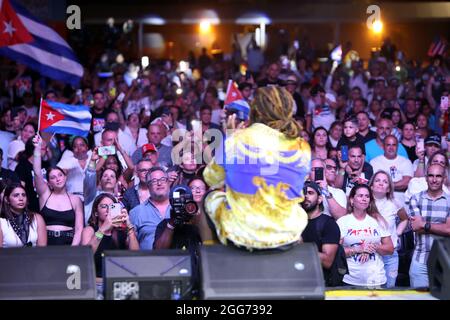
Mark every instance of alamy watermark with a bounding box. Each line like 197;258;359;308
66;5;81;30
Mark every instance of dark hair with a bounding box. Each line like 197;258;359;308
311;126;332;150
88;193;117;227
46;166;67;182
23;122;38;133
145;166;167;182
200;105;212;113
343;115;359;127
104;154;123;177
310;85;325;96
0;147;3;158
0;183;33;221
18;138;35;162
93;90;104;97
187;176;207;189
347;184;388;229
70;136;88;150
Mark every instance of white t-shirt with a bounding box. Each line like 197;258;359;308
307;100;336;131
375;197;402;249
94;129;136;156
323;186;348;217
57;150;92;198
7;139;24;171
370;155;413;207
337;214;390;287
123;126;148;149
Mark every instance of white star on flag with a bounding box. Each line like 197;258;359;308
46;112;55;121
3;21;16;37
232;92;237;97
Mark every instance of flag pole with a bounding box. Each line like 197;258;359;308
38;96;43;133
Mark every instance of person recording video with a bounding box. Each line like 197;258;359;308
153;177;213;250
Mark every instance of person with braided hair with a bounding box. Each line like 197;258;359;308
203;85;311;250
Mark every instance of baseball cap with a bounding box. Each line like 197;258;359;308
303;180;322;195
425;134;441;147
285;75;298;85
142;143;157;155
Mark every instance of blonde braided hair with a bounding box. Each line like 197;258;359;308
250;86;301;139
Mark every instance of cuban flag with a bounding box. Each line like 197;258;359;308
427;36;448;57
39;100;92;137
0;0;83;86
224;80;250;120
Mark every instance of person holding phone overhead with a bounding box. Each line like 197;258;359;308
412;134;443;178
32;135;84;246
310;158;347;219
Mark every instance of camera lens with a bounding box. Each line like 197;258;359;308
185;202;198;215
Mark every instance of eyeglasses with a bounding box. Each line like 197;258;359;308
325;165;337;171
191;186;206;192
148;177;168;185
137;168;151;173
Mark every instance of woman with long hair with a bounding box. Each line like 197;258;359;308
311;126;331;161
0;183;47;247
337;184;394;287
81;193;139;278
32;134;84;246
369;170;409;288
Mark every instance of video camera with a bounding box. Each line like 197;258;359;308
169;185;198;227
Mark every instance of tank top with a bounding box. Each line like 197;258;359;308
1;217;38;247
40;192;76;227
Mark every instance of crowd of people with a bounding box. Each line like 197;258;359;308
0;35;449;298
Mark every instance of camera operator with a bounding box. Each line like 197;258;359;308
153;177;213;250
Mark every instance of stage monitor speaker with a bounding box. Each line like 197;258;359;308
428;237;450;300
200;243;325;300
0;246;96;300
103;250;193;300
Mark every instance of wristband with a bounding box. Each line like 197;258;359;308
166;222;175;230
95;231;104;240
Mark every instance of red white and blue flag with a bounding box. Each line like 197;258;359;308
427;36;448;57
224;80;250;120
39;100;92;137
0;0;83;85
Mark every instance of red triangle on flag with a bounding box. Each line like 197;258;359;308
224;80;244;105
39;100;65;131
0;0;34;47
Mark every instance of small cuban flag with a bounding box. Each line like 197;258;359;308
224;80;250;121
39;99;92;137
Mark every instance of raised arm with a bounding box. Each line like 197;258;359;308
84;148;99;205
32;135;51;199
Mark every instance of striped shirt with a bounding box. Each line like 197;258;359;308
408;191;450;264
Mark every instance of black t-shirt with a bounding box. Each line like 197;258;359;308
342;162;374;195
301;214;340;280
154;219;202;250
402;143;419;163
91;108;110;134
360;130;377;144
0;168;20;185
337;134;366;155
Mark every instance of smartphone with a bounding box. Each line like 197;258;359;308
417;139;424;153
341;145;349;162
116;92;125;102
441;96;449;112
109;203;122;219
314;167;324;181
98;146;116;156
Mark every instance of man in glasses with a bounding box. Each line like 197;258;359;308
121;159;153;212
130;167;171;250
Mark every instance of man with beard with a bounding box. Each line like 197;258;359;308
130;167;171;249
335;145;374;195
301;181;341;285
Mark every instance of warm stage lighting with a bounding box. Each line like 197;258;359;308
199;20;211;33
372;20;383;34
